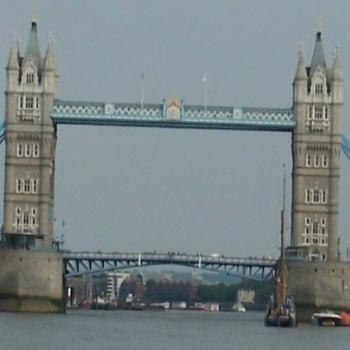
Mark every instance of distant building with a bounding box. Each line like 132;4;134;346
106;272;129;302
237;289;255;304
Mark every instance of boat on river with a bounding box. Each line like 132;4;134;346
312;310;350;326
264;167;297;328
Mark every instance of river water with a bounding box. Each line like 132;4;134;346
0;310;348;350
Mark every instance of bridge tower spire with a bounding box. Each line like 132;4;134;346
3;18;58;250
291;30;343;262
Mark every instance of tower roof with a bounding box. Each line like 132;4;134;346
310;32;327;76
331;47;342;81
294;47;307;81
6;35;19;71
43;38;56;72
24;20;41;64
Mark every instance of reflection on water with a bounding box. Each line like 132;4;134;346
1;310;348;350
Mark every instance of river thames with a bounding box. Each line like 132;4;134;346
0;310;348;350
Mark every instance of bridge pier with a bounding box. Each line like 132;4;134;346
287;261;350;322
0;249;64;313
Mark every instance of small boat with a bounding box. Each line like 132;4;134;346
312;311;341;326
264;167;297;328
232;302;246;312
312;310;350;326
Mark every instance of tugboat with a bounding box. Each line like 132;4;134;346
264;167;297;328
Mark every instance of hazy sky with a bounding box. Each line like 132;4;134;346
1;1;350;257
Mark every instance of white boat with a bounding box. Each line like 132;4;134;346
232;302;246;312
312;311;342;326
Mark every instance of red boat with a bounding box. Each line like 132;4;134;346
339;312;350;326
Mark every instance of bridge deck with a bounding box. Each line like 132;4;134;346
52;100;295;132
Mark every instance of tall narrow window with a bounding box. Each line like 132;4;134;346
313;222;319;234
16;180;22;193
322;191;327;204
314;154;320;167
35;97;40;109
306;190;312;203
23;212;29;225
25;144;31;157
24;179;31;193
315;106;323;119
19;96;24;109
306;154;312;167
26;73;34;84
25;97;34;109
322;154;328;167
313;190;320;203
17;144;23;157
324;107;329;120
32;179;38;194
315;83;323;95
33;144;40;158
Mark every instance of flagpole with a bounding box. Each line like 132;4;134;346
140;73;144;114
202;74;207;116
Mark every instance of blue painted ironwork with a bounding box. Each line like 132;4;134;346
63;251;276;281
51;100;295;132
0;122;5;145
341;135;350;161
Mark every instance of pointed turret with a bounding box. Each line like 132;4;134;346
6;35;19;71
294;46;307;81
43;38;56;72
24;20;41;64
310;32;327;76
331;47;342;81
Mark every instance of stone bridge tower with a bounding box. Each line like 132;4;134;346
291;31;343;262
3;19;58;249
0;20;64;313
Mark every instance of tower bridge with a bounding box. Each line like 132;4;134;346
0;18;347;313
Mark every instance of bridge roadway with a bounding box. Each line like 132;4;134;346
63;251;277;281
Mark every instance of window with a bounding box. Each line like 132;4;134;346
315;106;323;119
19;96;24;109
315;83;323;95
16;207;21;216
25;144;31;157
306;190;312;203
31;208;37;216
33;144;39;158
24;179;31;193
314;154;320;167
320;218;326;227
23;212;29;225
31;217;36;226
35;97;40;110
16;179;22;193
324;107;329;120
313;222;319;234
26;73;34;84
32;179;38;194
306;154;312;167
322;154;328;167
25;97;34;109
313;238;319;244
305;227;310;234
306;237;310;244
322;191;327;204
313;190;320;203
17;144;23;157
305;217;311;226
308;106;313;120
321;227;326;235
